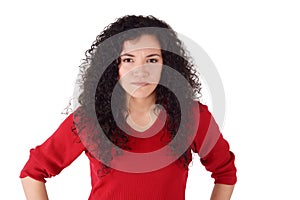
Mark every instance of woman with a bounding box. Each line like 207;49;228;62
20;15;237;199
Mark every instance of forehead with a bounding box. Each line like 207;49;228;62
121;34;161;54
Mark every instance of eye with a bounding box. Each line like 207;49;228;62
122;58;134;63
147;58;159;63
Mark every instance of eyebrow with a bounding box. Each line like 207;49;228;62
120;53;161;57
146;54;161;58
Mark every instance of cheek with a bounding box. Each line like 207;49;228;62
118;66;126;79
117;68;121;79
118;65;132;84
151;66;163;79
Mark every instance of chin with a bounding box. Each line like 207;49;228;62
130;91;155;99
125;85;157;99
132;89;158;99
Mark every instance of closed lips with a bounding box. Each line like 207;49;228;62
131;82;149;86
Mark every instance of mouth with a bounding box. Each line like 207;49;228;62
131;82;150;87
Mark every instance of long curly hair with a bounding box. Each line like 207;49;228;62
71;15;202;177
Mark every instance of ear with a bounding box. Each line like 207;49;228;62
116;58;121;80
116;57;121;65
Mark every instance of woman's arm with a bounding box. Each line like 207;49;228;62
21;177;49;200
210;184;235;200
192;103;237;199
19;112;86;199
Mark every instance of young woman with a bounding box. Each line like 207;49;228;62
20;15;237;200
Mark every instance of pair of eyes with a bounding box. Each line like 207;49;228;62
121;58;160;63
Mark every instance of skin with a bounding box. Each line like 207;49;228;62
118;34;163;129
21;177;49;200
20;34;235;199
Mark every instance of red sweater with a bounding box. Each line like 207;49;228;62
20;102;237;200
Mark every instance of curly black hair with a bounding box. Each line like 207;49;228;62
71;15;202;177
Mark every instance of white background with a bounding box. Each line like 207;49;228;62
1;0;299;199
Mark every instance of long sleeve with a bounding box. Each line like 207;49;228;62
192;103;237;185
19;113;86;183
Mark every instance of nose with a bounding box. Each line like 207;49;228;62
132;64;149;78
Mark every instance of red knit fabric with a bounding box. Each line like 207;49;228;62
20;102;237;200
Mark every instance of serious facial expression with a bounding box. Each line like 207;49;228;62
118;34;163;99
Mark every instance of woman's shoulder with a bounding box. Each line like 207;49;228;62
191;100;210;113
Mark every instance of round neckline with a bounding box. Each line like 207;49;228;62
124;109;167;138
127;112;154;132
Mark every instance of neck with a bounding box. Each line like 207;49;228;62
126;93;156;115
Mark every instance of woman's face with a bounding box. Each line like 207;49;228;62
118;34;163;99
